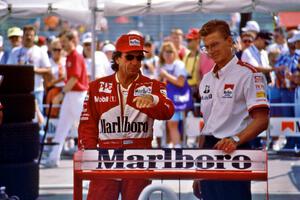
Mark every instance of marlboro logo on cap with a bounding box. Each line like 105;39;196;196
129;36;141;46
116;34;147;53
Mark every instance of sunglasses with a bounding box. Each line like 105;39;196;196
84;43;91;47
52;48;62;52
125;54;144;61
242;39;253;43
164;50;174;54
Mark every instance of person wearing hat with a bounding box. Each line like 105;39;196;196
242;20;260;37
267;27;289;55
78;33;174;200
7;26;23;49
7;25;51;115
81;32;111;80
0;27;23;64
183;28;201;119
241;30;276;83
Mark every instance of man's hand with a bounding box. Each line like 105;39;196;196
213;138;238;154
133;95;155;109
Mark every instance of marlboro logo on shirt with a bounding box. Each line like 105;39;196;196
223;84;234;98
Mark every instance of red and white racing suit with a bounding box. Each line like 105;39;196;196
78;73;174;200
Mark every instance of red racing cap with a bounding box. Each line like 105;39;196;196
185;28;200;40
115;34;148;53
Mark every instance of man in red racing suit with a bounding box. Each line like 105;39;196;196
78;33;174;200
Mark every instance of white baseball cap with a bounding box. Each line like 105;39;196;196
242;21;260;33
82;32;92;44
288;32;300;43
102;43;116;53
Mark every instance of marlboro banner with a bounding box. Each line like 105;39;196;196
74;149;266;172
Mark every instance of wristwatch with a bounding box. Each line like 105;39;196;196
230;135;240;144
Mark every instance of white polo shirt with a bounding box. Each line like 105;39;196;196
199;56;269;138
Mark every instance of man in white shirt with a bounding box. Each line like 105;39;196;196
7;25;51;113
242;30;275;83
81;32;112;80
195;19;269;200
267;27;289;55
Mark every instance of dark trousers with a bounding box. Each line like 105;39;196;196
199;136;252;200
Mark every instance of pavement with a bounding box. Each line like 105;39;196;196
38;152;300;200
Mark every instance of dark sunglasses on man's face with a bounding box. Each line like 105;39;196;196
125;54;144;61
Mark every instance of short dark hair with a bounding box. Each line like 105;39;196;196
111;51;122;72
23;25;36;34
200;19;231;39
59;30;76;41
274;27;285;35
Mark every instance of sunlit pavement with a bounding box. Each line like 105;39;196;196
38;153;300;200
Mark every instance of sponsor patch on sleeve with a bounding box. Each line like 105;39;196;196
253;73;265;84
256;91;266;98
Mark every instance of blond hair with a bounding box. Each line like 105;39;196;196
159;41;178;66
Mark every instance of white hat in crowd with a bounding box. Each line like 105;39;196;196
288;32;300;43
82;32;92;44
242;20;260;33
7;27;23;38
102;43;116;53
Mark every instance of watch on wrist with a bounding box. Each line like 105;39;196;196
230;135;240;144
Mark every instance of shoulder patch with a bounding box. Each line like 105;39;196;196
237;60;257;73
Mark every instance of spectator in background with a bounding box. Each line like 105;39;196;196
159;41;188;148
268;27;289;55
236;32;255;59
271;31;300;151
288;32;300;116
241;31;275;84
142;34;159;79
241;20;260;37
102;43;115;63
7;25;51;116
81;32;112;80
170;28;189;60
1;27;23;64
184;28;201;116
37;36;48;54
7;26;23;49
45;38;66;118
43;30;88;168
241;30;278;148
102;42;116;76
71;28;83;54
273;31;297;117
